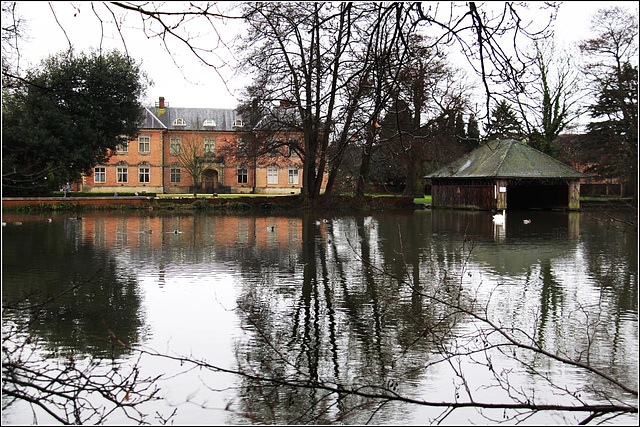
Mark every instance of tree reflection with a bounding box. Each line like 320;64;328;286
227;211;636;424
232;213;464;424
2;220;144;359
3;211;635;424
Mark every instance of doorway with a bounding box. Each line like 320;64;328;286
202;169;219;193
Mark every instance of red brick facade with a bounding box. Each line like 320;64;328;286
82;101;304;194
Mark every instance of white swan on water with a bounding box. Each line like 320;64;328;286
492;210;506;225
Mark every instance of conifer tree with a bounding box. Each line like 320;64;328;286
484;100;524;141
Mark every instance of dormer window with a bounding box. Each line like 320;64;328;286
173;118;186;126
233;119;244;128
203;119;217;127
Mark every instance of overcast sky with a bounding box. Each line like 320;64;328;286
8;1;638;112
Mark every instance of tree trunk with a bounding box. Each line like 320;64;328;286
356;146;372;197
402;147;424;197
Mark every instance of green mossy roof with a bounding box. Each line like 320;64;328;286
425;139;587;179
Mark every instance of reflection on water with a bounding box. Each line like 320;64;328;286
2;209;637;424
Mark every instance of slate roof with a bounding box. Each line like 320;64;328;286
140;107;167;129
139;106;245;132
425;139;587;180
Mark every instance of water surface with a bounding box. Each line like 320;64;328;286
2;209;637;424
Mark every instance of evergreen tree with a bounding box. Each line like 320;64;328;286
2;50;146;194
454;112;467;147
466;114;481;148
584;63;638;183
484;100;524;141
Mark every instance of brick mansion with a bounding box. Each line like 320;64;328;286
82;97;304;194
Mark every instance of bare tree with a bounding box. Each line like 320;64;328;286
174;127;211;197
505;40;582;156
238;2;376;202
579;6;638;201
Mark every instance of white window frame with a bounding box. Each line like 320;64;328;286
267;166;278;184
170;137;182;155
116;167;128;183
170;167;181;183
237;167;248;184
94;167;106;183
203;119;217;127
233;119;244;128
139;167;150;183
138;135;150;154
288;168;299;185
173;118;186;126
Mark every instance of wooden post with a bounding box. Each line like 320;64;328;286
495;179;508;210
568;180;580;210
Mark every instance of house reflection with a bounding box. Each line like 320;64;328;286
78;213;303;251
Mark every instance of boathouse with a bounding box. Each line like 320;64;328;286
424;139;588;211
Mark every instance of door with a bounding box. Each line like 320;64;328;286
202;169;219;193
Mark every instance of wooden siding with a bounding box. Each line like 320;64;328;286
432;179;496;210
432;178;582;211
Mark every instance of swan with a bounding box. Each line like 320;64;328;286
492;210;506;224
523;219;531;225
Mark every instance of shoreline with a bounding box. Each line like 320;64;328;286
1;194;420;213
2;195;633;214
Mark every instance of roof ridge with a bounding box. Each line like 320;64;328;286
493;140;516;176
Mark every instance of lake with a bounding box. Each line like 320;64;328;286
2;208;637;424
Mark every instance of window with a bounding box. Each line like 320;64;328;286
139;167;150;183
237;167;248;184
204;137;216;155
94;167;106;183
138;135;150;153
203;119;217;127
267;166;278;184
170;137;181;155
117;167;128;183
117;141;128;153
288;169;299;185
173;118;186;126
170;168;181;183
233;119;244;128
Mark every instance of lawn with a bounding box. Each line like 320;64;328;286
157;192;432;206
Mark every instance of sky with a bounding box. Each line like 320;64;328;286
6;1;639;112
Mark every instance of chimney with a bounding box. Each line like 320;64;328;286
159;96;165;109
